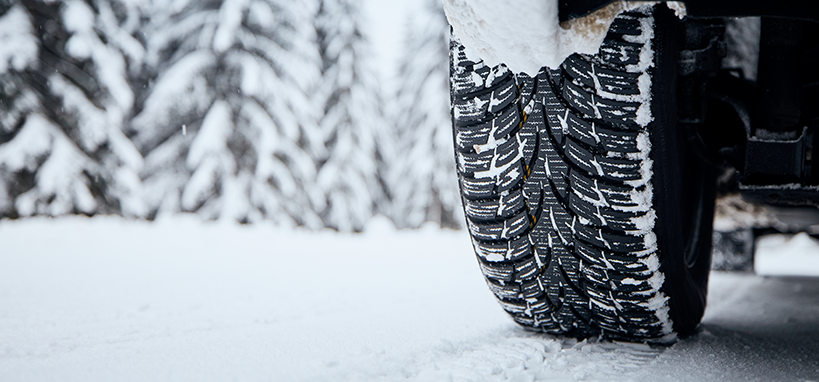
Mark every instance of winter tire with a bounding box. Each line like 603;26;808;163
450;5;716;341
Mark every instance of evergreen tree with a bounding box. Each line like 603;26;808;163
389;0;462;229
0;1;146;218
132;0;325;226
314;0;388;232
0;3;41;216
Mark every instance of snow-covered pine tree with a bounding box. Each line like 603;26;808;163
132;0;325;227
389;0;462;229
0;1;146;218
0;3;40;216
314;0;389;232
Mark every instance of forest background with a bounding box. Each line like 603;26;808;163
0;0;460;232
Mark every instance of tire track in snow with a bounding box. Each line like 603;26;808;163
403;329;662;381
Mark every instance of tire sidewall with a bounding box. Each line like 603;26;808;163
650;4;716;335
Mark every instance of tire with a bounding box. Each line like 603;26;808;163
450;5;716;341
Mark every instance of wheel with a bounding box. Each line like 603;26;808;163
449;4;716;341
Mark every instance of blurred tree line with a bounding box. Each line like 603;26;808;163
0;0;461;231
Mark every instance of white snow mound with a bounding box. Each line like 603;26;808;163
443;0;684;75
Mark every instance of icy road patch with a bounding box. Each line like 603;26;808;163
1;216;818;381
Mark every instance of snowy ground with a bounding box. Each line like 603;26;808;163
1;216;818;381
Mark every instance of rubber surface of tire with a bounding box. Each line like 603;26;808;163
450;5;716;341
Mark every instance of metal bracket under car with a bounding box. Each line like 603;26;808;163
678;16;819;207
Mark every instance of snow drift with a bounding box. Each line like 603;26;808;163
442;0;686;75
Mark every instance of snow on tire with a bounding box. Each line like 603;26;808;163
450;5;716;341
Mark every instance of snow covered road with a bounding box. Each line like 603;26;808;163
1;216;818;381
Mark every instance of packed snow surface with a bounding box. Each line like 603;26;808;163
2;216;819;381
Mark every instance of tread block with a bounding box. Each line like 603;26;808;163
607;15;643;36
568;191;648;231
517;72;537;109
576;225;649;253
565;138;605;178
478;259;514;281
451;65;489;96
555;246;584;290
534;239;551;268
513;256;540;282
588;288;619;315
607;251;660;273
450;52;512;97
488;78;517;114
564;55;596;89
509;236;535;262
555;302;585;332
563;80;597;119
575;240;657;271
569;169;647;210
565;109;641;154
458;150;493;174
473;235;533;263
450;46;487;96
464;190;525;221
563;79;641;128
468;219;502;241
581;265;656;294
581;264;612;287
565;289;593;324
461;176;495;199
491;105;522;141
564;55;641;97
499;299;528;315
596;97;642;128
586;284;667;335
566;138;642;182
474;239;507;262
514;315;536;326
487;279;521;300
486;64;513;88
521;277;547;299
544;200;574;247
530;295;555;315
505;210;531;239
496;160;526;193
595;66;641;96
456;106;520;153
494;136;522;169
595;125;642;154
597;155;643;182
523;177;544;213
528;216;553;255
518;109;540;168
544;265;566;307
572;309;594;331
454;91;492;125
540;74;567;145
574;238;606;267
467;210;530;241
598;39;642;67
456;120;492;152
617;312;662;328
542;138;570;199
